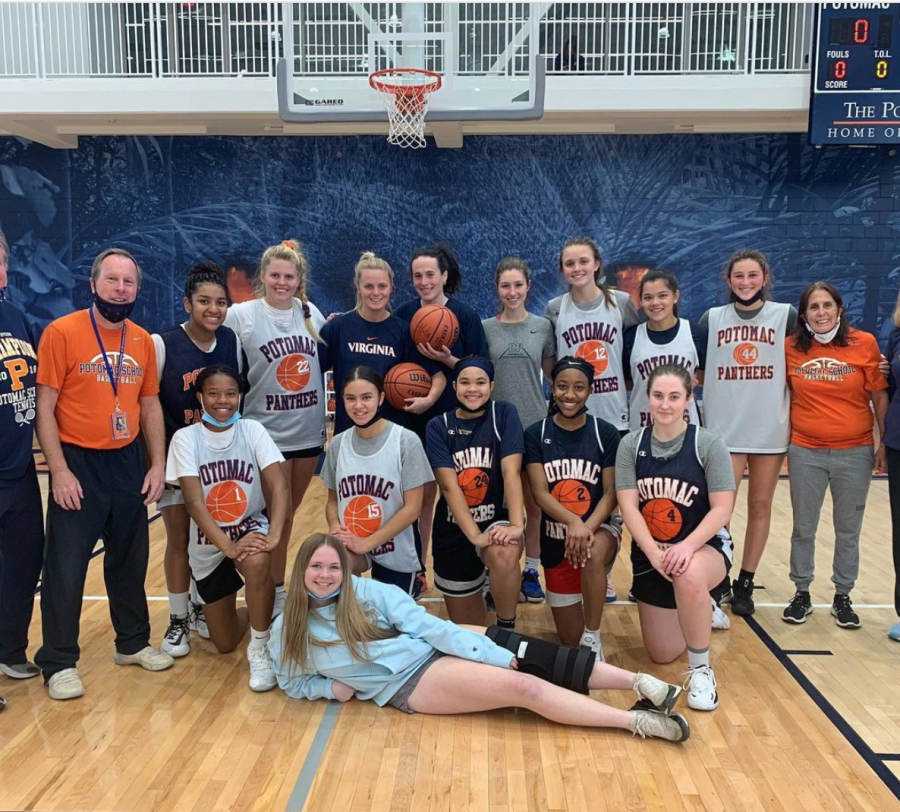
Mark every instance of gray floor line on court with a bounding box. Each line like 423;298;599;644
285;700;342;812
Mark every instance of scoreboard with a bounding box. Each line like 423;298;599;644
809;3;900;145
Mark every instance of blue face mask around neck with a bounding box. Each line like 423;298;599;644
307;586;341;601
200;409;241;428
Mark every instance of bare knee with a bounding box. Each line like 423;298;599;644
511;672;545;705
672;565;706;599
484;544;521;573
210;630;241;654
647;646;684;665
240;551;272;584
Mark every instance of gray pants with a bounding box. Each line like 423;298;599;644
787;444;873;595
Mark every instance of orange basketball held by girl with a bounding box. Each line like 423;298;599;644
524;357;622;660
616;364;735;712
153;261;242;657
395;244;490;590
701;250;796;616
321;366;434;598
225;240;326;618
624;269;706;430
483;257;556;606
268;532;690;743
320;251;441;435
165;365;290;692
426;357;526;628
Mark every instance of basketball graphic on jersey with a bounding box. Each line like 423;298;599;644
344;495;382;537
458;468;489;507
275;353;311;391
206;481;249;524
733;343;759;366
551;479;591;517
641;498;683;541
575;340;609;375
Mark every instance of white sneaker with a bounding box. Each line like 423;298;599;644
272;590;287;620
685;665;718;711
247;644;277;692
579;632;605;662
48;668;84;700
605;580;618;603
711;597;731;630
630;708;690;742
633;672;682;714
114;646;175;672
161;614;191;658
189;602;210;639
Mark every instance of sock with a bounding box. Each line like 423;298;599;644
496;615;516;630
581;626;600;641
524;556;540;572
687;646;710;670
738;569;755;585
249;626;270;650
275;582;286;596
168;591;189;619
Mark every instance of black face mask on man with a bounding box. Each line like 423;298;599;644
92;290;136;323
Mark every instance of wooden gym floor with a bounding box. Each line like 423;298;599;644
2;455;899;812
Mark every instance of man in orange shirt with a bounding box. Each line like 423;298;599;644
35;248;173;700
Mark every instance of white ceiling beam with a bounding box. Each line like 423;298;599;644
5;121;77;149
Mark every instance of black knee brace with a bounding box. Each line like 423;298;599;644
486;626;596;694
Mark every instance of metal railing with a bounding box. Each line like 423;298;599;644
0;2;813;79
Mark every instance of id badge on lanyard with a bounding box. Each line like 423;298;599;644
89;309;131;441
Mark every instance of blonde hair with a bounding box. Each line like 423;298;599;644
256;239;321;341
353;251;394;312
0;230;8;264
893;289;900;329
279;534;400;672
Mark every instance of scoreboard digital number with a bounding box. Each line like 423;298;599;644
809;3;900;145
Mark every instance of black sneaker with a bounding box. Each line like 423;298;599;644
710;575;733;607
831;593;861;628
731;576;755;616
782;590;812;624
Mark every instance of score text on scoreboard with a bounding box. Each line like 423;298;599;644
809;3;900;145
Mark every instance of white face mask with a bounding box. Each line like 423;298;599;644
805;317;840;344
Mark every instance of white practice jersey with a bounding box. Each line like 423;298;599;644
554;291;629;429
703;302;791;453
629;320;700;430
226;299;326;452
166;419;284;580
336;422;421;575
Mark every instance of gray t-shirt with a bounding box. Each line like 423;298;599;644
614;427;735;492
320;423;434;492
545;288;641;339
482;313;555;429
699;301;798;332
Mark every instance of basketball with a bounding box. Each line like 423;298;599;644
551;479;591;517
410;304;460;351
344;495;382;537
275;353;311;391
457;467;489;507
206;481;248;524
641;498;683;542
384;362;432;409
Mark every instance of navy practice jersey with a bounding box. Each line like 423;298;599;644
524;415;620;570
633;423;710;545
157;324;240;444
0;300;38;486
394;297;489;418
321;311;429;434
426;400;524;552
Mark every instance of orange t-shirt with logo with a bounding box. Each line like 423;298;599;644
785;328;887;449
37;310;159;450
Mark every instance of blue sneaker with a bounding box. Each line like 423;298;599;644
520;568;545;603
889;622;900;642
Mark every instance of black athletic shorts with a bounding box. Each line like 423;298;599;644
281;445;325;461
194;557;245;604
630;530;734;610
432;540;486;599
371;561;423;599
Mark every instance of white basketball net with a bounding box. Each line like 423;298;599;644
370;70;442;149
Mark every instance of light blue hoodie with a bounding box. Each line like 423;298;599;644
268;576;515;706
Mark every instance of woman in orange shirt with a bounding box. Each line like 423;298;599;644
782;281;887;629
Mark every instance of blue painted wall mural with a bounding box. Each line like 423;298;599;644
1;133;898;342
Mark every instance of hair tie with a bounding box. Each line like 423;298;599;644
281;240;294;249
302;302;311;320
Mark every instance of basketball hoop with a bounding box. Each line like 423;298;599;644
369;68;442;149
